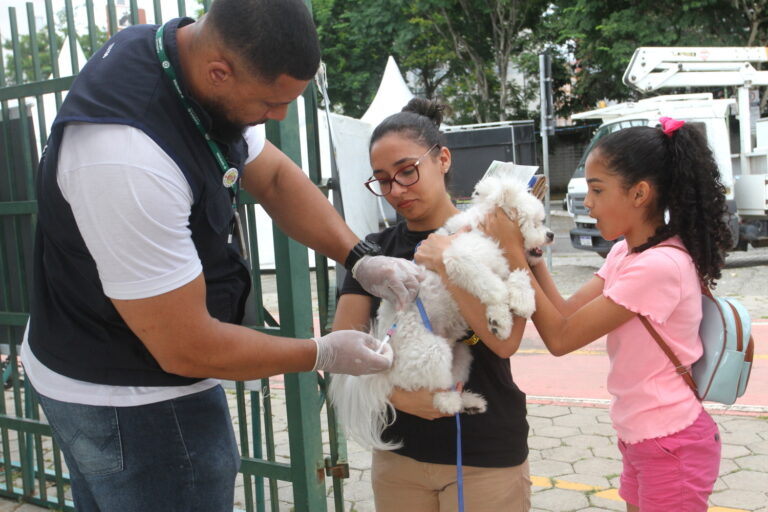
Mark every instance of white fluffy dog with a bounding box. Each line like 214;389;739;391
329;176;553;451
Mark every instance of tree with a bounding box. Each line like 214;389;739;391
412;0;550;122
4;23;108;86
3;29;61;85
550;0;757;113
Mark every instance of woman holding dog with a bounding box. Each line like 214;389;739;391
333;98;532;511
422;119;728;511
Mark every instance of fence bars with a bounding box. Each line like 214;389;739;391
0;1;342;510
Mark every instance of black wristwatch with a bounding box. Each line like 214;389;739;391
344;240;382;270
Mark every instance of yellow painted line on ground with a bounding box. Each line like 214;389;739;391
593;488;621;500
531;476;748;511
555;480;596;491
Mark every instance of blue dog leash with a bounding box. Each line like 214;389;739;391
414;297;465;512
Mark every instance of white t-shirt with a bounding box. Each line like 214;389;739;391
22;122;266;406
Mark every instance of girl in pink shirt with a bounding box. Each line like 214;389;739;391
417;118;731;512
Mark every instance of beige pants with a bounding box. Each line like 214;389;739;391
371;450;531;512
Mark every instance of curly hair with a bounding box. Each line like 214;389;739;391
592;124;732;288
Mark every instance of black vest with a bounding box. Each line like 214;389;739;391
28;18;252;386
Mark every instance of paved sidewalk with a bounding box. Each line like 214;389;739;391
2;388;764;512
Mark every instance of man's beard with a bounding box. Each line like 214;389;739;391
199;97;248;145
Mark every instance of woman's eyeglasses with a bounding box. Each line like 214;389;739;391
364;144;439;197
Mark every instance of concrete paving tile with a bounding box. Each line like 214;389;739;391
562;434;613;448
553;473;611;490
710;488;768;509
348;500;376;512
721;469;768;492
0;501;20;512
528;435;563;450
529;459;574;478
527;416;555;429
535;425;581;438
569;407;606;417
749;439;768;455
719;417;768;435
734;453;768;471
529;404;572;419
532;487;590;511
345;448;372;471
721;442;752;458
528;449;543;461
587;493;626;511
712;477;728;492
718;458;739;474
552;413;599;428
572;457;623;478
591;444;621;460
721;429;765;446
578;423;617;437
541;445;594;463
341;479;374;502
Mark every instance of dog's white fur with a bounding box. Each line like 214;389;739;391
329;176;553;451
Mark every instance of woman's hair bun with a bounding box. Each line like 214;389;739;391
402;98;444;128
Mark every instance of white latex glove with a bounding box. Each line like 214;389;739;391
352;255;424;310
312;330;394;376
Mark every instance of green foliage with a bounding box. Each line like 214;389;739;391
550;0;759;112
3;23;108;86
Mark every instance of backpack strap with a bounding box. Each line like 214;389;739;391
641;242;706;397
638;316;701;398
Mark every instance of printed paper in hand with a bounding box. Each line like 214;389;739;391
482;160;539;184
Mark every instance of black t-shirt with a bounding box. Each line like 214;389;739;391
340;222;529;467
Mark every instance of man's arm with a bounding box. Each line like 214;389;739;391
113;273;392;379
112;274;316;379
242;140;358;264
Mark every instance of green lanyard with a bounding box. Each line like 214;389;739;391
155;23;240;197
155;23;248;258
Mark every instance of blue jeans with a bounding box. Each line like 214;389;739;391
35;385;240;512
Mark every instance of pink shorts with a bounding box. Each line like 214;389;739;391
618;409;721;511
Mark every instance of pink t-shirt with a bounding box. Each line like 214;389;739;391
597;237;703;443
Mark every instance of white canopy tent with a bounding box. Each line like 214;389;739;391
361;55;415;126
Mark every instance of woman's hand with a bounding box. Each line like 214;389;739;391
390;386;458;420
480;208;527;268
414;233;454;275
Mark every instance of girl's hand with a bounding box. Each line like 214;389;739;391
480;208;527;266
390;386;455;420
414;233;454;274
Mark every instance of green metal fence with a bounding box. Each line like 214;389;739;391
0;1;347;510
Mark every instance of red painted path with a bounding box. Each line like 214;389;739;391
511;321;768;412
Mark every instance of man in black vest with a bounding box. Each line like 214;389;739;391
23;0;421;510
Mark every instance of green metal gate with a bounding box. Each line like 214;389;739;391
0;1;348;510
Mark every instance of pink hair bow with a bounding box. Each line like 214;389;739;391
659;116;685;136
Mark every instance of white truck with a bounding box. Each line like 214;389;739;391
566;47;768;255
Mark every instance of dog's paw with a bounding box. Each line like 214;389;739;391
460;391;487;414
486;303;513;339
433;391;463;415
507;270;536;319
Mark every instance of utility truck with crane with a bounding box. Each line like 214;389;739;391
565;47;768;254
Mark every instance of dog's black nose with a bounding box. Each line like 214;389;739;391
547;231;555;241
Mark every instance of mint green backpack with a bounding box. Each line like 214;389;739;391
639;247;754;405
